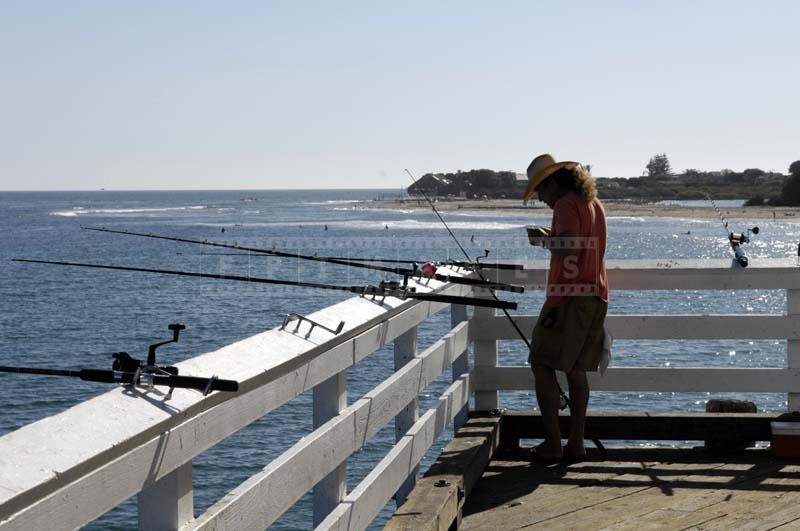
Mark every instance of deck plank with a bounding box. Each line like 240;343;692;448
460;449;800;531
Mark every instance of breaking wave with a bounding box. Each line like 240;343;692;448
50;206;207;217
207;219;525;230
304;200;365;206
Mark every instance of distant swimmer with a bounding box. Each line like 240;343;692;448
324;224;328;231
686;230;691;235
385;224;389;230
470;234;475;243
221;228;225;233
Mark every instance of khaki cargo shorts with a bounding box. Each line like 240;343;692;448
529;296;608;372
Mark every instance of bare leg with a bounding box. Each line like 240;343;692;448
532;365;563;457
565;370;590;456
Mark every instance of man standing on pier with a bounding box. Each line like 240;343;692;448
523;154;609;461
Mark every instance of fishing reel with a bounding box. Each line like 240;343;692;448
728;227;759;268
378;279;416;293
111;324;185;392
729;226;759;245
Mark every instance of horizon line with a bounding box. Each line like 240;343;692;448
0;186;407;193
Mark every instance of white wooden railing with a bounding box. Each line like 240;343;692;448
0;259;798;531
479;258;800;410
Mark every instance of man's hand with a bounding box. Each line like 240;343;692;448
527;226;550;246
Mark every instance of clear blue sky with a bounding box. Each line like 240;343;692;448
1;1;798;191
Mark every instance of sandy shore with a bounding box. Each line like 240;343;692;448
371;198;800;221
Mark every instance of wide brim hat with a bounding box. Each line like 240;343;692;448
522;154;579;204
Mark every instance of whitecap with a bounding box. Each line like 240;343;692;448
304;200;365;206
49;206;208;217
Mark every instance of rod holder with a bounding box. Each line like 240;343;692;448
280;313;345;338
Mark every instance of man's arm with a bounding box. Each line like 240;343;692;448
544;233;579;256
548;195;581;256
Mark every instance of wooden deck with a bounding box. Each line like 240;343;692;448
387;413;800;531
462;448;800;530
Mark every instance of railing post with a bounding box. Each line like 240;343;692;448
313;371;348;525
138;461;193;531
473;303;499;411
788;289;800;411
393;325;419;505
451;303;469;428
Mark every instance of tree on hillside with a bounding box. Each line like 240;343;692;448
646;153;672;177
683;168;701;178
782;160;800;206
742;168;766;180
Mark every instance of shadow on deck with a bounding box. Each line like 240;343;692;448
386;413;800;531
463;447;800;530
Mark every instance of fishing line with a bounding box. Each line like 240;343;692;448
403;170;569;400
404;169;610;456
81;226;522;292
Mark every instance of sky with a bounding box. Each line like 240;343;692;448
1;1;798;191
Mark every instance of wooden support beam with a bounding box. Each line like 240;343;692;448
451;304;469;429
393;326;419;506
497;411;779;451
472;299;498;410
384;414;501;531
138;461;193;531
313;371;348;525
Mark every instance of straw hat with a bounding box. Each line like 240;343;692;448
522;154;579;204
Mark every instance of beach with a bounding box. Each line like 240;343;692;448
372;197;800;221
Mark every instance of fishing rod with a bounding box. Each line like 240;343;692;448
175;251;523;270
404;170;569;407
706;194;759;267
405;169;607;456
13;259;518;310
81;226;523;293
0;324;238;398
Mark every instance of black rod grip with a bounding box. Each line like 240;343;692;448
151;374;239;393
409;293;517;310
79;369;120;384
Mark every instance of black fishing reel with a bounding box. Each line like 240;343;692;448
729;227;760;267
729;226;759;245
378;280;416;293
111;323;184;377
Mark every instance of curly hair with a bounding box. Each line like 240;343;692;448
551;164;597;202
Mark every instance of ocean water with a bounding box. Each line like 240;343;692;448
1;189;798;530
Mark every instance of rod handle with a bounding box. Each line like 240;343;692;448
151;374;239;393
79;369;118;384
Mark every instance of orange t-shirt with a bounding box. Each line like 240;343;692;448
544;192;609;307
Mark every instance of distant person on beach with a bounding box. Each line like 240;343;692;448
523;154;609;462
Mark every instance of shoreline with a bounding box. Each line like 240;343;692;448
370;198;800;221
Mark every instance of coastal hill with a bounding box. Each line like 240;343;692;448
407;169;525;199
408;168;789;203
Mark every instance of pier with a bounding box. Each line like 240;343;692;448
1;259;799;530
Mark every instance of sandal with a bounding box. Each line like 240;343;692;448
562;447;588;463
527;446;563;463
